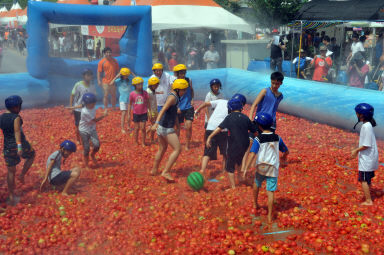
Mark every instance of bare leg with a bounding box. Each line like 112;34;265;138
151;135;167;175
253;183;260;209
227;172;236;189
267;191;275;223
62;167;81;196
90;149;98;165
241;142;252;174
103;85;109;109
133;122;139;145
121;110;127;133
110;86;117;109
361;182;373;205
162;133;181;180
184;120;192;151
222;155;227;172
7;166;18;205
75;128;81;144
140;122;146;147
19;153;35;184
200;156;210;175
83;154;89;167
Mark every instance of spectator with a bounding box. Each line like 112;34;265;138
159;31;166;53
348;33;365;62
314;32;321;49
267;29;285;73
59;34;65;55
374;33;383;66
203;44;220;69
310;45;332;82
322;36;332;52
330;37;340;60
96;40;102;59
168;52;178;71
187;47;199;70
348;52;369;88
86;36;94;62
292;49;312;79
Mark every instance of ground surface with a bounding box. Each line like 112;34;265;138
0;105;384;254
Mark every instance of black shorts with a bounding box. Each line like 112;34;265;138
204;130;228;160
50;171;72;186
133;113;148;122
225;153;244;173
3;142;35;167
178;107;194;123
74;111;81;127
358;171;375;185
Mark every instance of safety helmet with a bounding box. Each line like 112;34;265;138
210;79;222;89
82;93;97;104
173;64;187;72
231;93;246;106
132;77;144;85
120;67;131;76
227;98;243;112
82;68;93;76
148;76;160;86
152;63;164;70
355;103;374;119
172;79;189;90
254;112;273;128
5;95;23;110
60;140;77;152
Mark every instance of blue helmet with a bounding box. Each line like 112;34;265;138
210;79;222;88
82;93;97;104
5;95;23;110
60;140;77;152
231;93;246;106
227;98;243;111
254;112;273;128
355;103;374;119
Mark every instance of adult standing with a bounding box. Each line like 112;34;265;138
347;52;369;88
97;47;119;109
96;40;102;59
267;29;285;73
310;45;332;82
59;33;65;55
86;36;95;62
151;63;173;113
347;33;365;63
203;44;220;69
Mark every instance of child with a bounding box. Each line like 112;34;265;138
0;95;35;205
40;140;81;196
207;96;257;189
151;79;188;181
351;103;378;206
204;79;224;128
173;64;194;151
128;77;150;147
243;112;288;223
147;76;160;143
110;67;134;133
69;69;96;142
168;52;178;72
195;99;228;176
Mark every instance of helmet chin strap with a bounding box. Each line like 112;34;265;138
353;120;360;130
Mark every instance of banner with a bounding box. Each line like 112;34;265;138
81;25;126;39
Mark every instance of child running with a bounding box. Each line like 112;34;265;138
110;67;134;133
40;140;81;196
243;113;289;223
151;79;189;181
207;95;257;189
204;79;224;128
128;77;150;146
0;95;35;205
195;98;228;176
69;69;96;143
351;103;378;206
147;76;160;143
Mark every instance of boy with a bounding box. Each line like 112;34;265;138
204;79;224;129
147;76;160;143
243;112;288;223
151;63;173;113
0;95;35;205
40;140;81;196
69;68;96;142
195;98;228;176
128;77;150;147
351;103;378;206
207;96;257;189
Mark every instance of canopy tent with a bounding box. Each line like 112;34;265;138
1;3;22;26
114;0;254;34
57;0;91;4
336;21;384;28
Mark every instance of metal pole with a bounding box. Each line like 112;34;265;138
290;23;295;76
297;21;303;78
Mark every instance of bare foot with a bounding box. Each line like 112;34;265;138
18;174;25;184
185;145;190;151
150;169;157;176
6;196;20;206
62;192;70;196
122;129;126;134
161;172;175;182
91;155;98;165
361;201;373;206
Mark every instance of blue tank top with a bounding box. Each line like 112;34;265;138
178;77;192;110
159;93;179;128
256;87;283;124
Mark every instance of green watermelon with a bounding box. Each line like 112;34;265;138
187;172;205;191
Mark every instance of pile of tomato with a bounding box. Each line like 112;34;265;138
0;104;383;254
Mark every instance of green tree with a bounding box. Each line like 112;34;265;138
214;0;241;14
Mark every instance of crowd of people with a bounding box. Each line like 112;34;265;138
1;46;380;224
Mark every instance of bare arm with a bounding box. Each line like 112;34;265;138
94;110;108;122
249;89;267;119
66;105;83;110
41;159;55;191
190;80;194;105
195;102;212;116
206;127;222;148
14;117;22;156
151;95;177;131
351;145;369;158
109;73;121;86
243;152;256;177
97;71;102;86
69;94;74;107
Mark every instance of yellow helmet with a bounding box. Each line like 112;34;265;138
172;79;189;90
152;63;164;70
148;76;160;86
120;67;131;76
132;77;144;85
173;64;187;72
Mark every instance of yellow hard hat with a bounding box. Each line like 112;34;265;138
120;67;131;76
152;63;164;70
172;79;189;90
132;77;144;85
148;76;160;86
173;64;187;72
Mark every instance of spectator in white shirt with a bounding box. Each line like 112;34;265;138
203;44;220;69
347;33;365;63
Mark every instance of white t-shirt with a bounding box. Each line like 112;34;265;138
146;88;158;114
203;50;220;69
206;99;228;131
59;36;65;46
351;41;365;56
358;122;378;172
152;72;172;107
204;91;223;123
86;39;94;50
79;107;96;134
71;81;96;112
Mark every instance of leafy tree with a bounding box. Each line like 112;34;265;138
214;0;241;14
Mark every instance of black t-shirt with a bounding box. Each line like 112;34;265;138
270;38;284;59
219;112;257;156
0;113;27;150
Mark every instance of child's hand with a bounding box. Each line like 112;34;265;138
194;110;199;119
206;138;212;148
351;149;358;158
177;108;181;114
40;178;48;191
151;123;158;132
